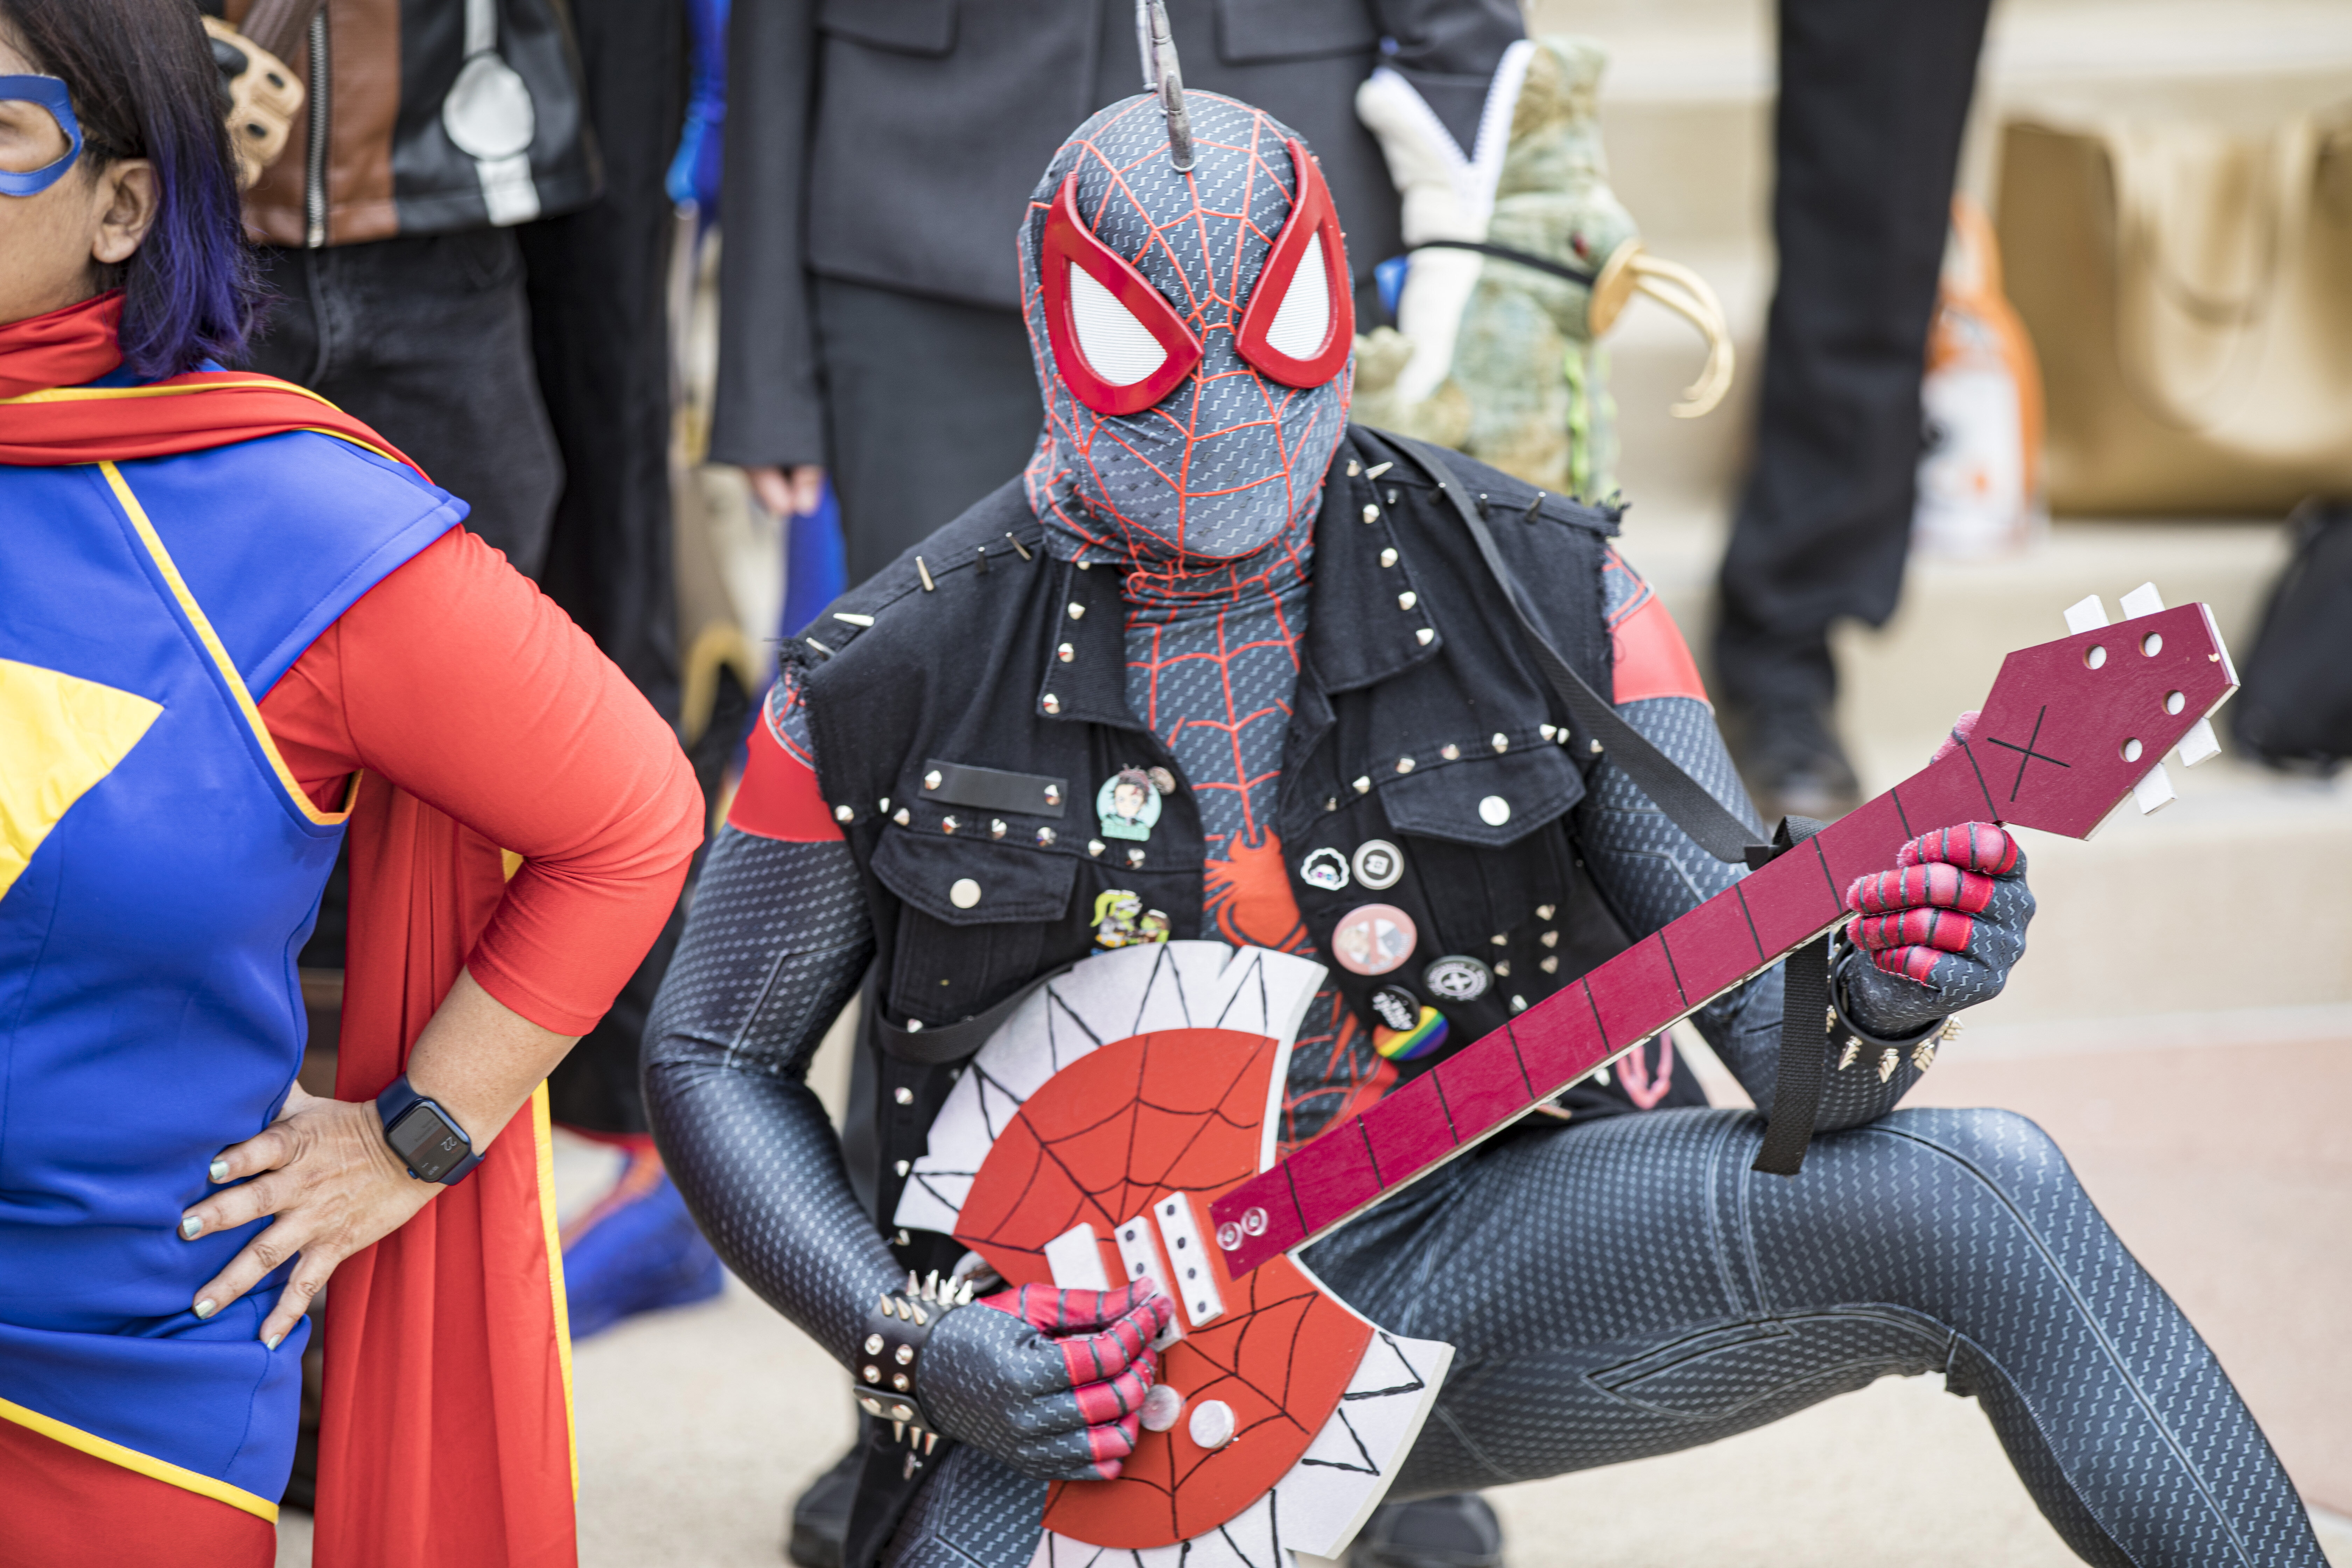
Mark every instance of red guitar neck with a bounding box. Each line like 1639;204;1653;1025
1207;743;2000;1276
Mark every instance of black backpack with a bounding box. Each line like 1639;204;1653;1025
2232;500;2352;775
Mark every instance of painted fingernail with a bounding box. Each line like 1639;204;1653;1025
194;1298;218;1320
265;1332;285;1351
209;1159;230;1183
179;1215;204;1239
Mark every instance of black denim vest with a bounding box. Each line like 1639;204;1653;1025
798;428;1684;1246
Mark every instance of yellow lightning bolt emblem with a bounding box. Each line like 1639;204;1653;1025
0;658;163;903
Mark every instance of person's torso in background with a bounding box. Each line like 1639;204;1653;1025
214;0;599;248
804;0;1403;312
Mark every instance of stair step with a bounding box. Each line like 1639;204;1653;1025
1539;0;2352;254
1609;507;2352;1024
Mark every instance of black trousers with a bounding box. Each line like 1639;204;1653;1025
814;278;1043;586
1712;0;1995;711
526;0;689;1135
521;0;686;726
246;230;566;576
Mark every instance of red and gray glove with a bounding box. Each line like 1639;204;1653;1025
1836;717;2037;1038
916;1278;1172;1480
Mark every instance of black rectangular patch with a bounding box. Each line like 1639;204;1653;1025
919;760;1067;818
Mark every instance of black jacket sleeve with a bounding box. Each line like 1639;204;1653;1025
708;0;827;471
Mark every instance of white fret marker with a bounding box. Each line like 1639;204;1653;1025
1116;1214;1182;1348
1152;1195;1225;1329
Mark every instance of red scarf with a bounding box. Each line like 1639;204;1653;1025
2;296;573;1567
0;292;427;477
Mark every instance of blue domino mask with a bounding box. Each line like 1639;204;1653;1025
0;76;84;198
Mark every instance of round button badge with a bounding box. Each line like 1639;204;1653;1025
1351;839;1404;891
1368;984;1421;1032
1423;954;1493;1002
1331;903;1417;977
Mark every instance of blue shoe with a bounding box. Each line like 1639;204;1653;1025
561;1152;726;1341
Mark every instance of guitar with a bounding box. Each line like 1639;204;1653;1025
889;583;2235;1568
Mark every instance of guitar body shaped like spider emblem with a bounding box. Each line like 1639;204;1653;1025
892;585;2236;1568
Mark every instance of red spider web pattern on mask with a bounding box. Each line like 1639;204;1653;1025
1022;97;1348;571
952;1029;1370;1548
1125;564;1396;1157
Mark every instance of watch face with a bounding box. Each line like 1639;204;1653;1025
387;1101;469;1183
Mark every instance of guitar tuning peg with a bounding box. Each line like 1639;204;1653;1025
2118;582;2165;619
2133;761;2176;814
2063;594;2109;634
2177;716;2221;767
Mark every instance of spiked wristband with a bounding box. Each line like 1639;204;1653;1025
1829;941;1959;1082
856;1270;976;1457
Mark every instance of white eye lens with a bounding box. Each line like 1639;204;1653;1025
1260;238;1331;362
1067;263;1169;387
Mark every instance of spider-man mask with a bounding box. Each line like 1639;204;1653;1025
1022;92;1353;565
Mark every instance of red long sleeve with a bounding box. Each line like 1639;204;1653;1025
259;527;704;1036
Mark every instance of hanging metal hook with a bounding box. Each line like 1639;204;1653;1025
1135;0;1194;172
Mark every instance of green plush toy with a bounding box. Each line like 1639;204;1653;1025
1351;35;1732;502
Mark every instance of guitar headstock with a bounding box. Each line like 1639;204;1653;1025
1969;583;2237;840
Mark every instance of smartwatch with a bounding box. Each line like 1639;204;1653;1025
375;1075;484;1185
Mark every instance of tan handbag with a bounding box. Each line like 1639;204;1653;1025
1995;104;2352;515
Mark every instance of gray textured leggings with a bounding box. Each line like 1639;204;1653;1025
884;1107;2321;1568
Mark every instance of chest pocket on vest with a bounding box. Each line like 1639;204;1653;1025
873;831;1076;1027
1377;747;1586;946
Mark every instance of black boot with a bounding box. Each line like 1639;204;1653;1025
786;1441;864;1568
1722;692;1862;825
1348;1493;1505;1568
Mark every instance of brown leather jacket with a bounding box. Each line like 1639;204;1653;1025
212;0;599;248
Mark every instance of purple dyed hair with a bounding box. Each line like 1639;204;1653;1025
2;0;262;378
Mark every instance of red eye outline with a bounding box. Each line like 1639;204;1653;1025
1235;139;1354;388
1040;173;1203;416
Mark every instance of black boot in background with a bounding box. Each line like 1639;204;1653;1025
787;1440;865;1568
1349;1494;1506;1568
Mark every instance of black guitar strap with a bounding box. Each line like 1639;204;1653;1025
1750;817;1833;1177
1393;436;1840;1173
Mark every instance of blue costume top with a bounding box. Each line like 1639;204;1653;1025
0;429;459;1518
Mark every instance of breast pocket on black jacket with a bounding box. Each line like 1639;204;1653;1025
873;830;1075;1026
1378;746;1585;949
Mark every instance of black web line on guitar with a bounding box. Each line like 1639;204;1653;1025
1981;705;2071;803
955;1036;1346;1513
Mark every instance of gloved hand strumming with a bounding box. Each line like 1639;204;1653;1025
917;1278;1172;1481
